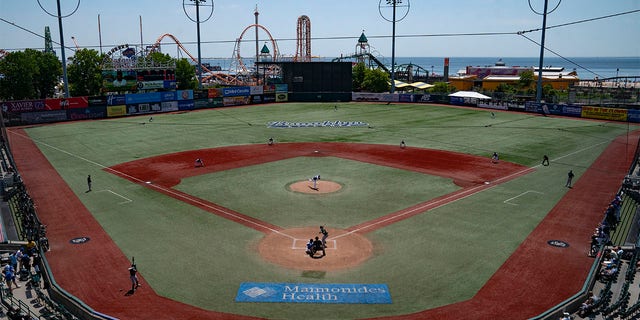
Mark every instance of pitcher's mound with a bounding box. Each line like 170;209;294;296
289;180;342;194
258;227;373;271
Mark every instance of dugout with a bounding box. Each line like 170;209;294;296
259;62;352;102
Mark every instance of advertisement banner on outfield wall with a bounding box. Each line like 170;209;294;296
208;88;222;98
581;106;628;121
275;84;288;93
2;99;46;113
263;85;276;94
88;96;107;106
177;100;194;110
127;102;162;115
194;98;223;109
525;102;583;117
160;91;177;101
107;105;127;117
398;94;414;103
352;93;398;103
275;92;288;102
628;109;640;123
67;107;107;120
106;94;126;106
45;97;89;110
161;101;179;112
21;110;67;124
223;87;251;97
177;90;194;100
193;90;209;99
223;96;250;106
250;86;264;95
125;92;162;104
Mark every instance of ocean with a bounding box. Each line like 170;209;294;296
202;56;639;80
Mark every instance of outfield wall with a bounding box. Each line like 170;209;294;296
2;89;639;126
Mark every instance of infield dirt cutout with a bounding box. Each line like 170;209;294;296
258;227;373;271
288;180;342;194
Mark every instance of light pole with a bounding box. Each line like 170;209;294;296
183;0;214;89
379;0;410;94
529;0;561;103
37;0;80;98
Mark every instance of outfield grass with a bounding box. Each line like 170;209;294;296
23;103;635;319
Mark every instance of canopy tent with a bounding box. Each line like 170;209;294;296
448;91;491;99
390;80;412;89
409;82;434;90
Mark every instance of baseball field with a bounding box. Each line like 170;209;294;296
7;102;639;319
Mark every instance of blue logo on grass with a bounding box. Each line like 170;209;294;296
236;282;392;304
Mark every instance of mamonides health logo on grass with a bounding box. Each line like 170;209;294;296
235;282;392;304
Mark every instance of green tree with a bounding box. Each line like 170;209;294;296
67;49;103;97
495;83;516;93
0;51;37;100
361;68;389;93
147;51;174;65
430;81;454;94
29;49;62;99
175;58;197;89
352;62;367;91
518;70;535;89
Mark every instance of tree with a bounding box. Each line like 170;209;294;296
361;68;390;93
518;70;535;89
352;62;367;91
67;49;103;97
175;58;197;90
30;49;62;99
430;81;454;94
0;51;37;100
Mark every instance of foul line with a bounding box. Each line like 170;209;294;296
503;190;544;206
10;130;295;240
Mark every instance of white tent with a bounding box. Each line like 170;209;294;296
448;91;491;99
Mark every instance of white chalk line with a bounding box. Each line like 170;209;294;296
11;129;612;241
10;130;295;240
503;190;544;206
97;189;132;204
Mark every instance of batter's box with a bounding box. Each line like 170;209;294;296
292;238;337;250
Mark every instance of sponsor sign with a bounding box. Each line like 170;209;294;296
160;91;177;102
352;93;398;102
125;92;162;104
628;109;640;123
177;90;194;100
161;101;179;112
69;237;90;244
547;240;569;248
275;92;288;102
177;100;194;110
275;84;288;93
88;96;108;106
581;106;627;121
263;95;276;103
223;96;250;106
136;80;166;90
235;283;392;304
194;98;223;109
398;94;413;103
45;97;89;110
3;99;46;113
21;110;68;124
107;105;127;117
67;107;107;120
223;86;251;97
106;94;126;106
263;85;276;94
208;88;222;98
267;121;369;128
250;85;264;95
193;90;209;99
127;102;161;114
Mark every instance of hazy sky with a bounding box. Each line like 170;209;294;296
1;0;639;59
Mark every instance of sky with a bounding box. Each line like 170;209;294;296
1;0;639;60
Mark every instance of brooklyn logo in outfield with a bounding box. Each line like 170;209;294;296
235;282;392;304
267;121;369;128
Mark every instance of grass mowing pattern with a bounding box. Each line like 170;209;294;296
23;102;635;319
